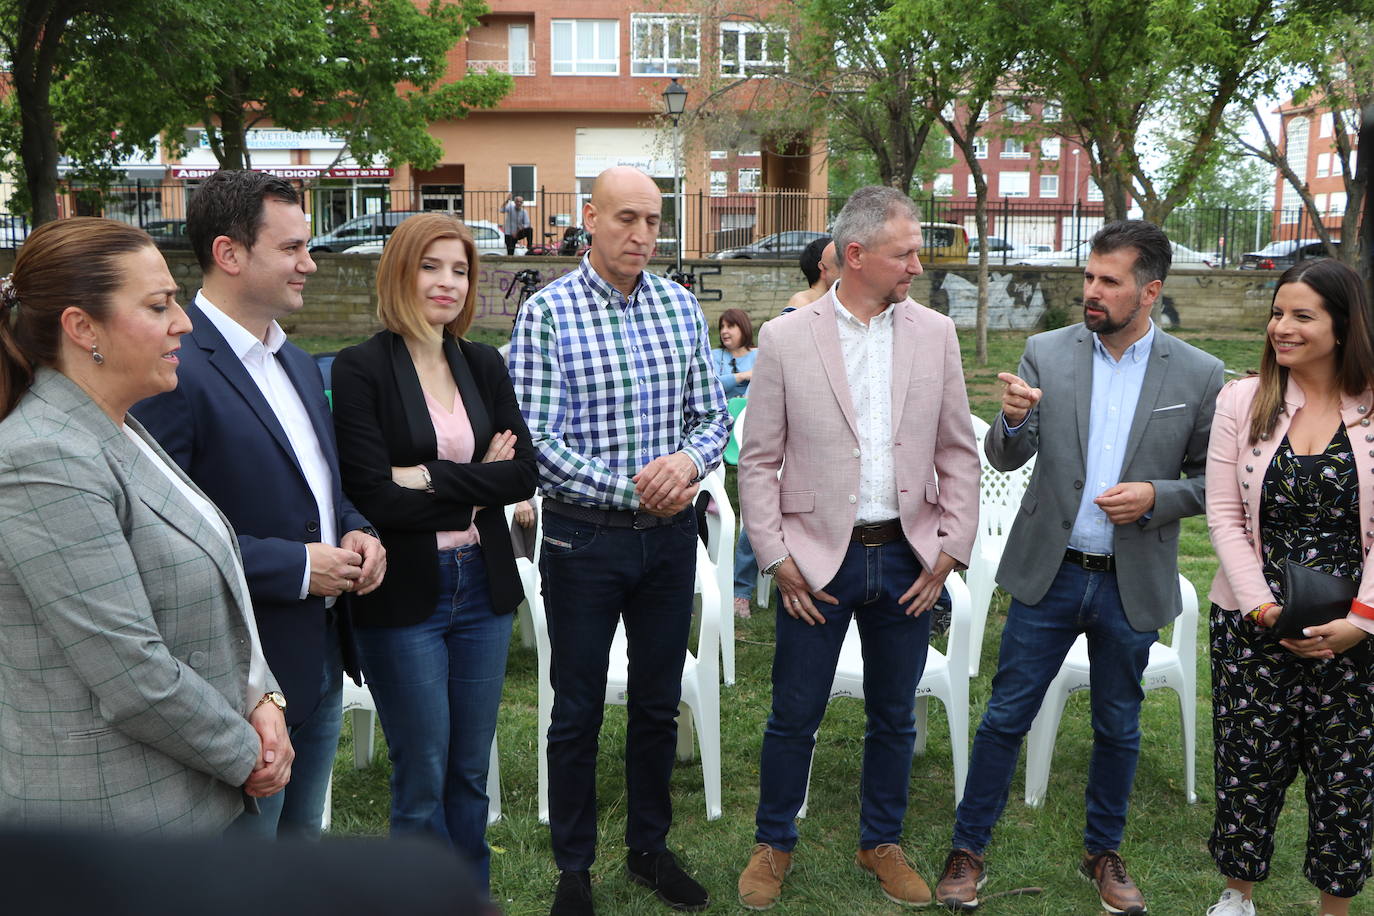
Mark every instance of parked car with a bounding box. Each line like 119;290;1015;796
309;210;429;253
922;221;971;265
966;235;1041;264
144;219;192;250
1016;239;1215;268
709;230;828;260
0;215;31;248
341;219;522;255
1238;238;1336;270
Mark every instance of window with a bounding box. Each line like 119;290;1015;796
1042;101;1061;121
631;13;699;76
509;165;536;200
973;137;988;159
508;24;532;76
1330;191;1346;215
1039;174;1059;198
999;171;1030;197
1345;110;1360;134
737;148;760;157
1086;180;1103;202
1004;101;1029;122
967;174;977;196
710;150;728;160
1284;115;1309;170
552;20;618;75
1315;192;1328;215
933;173;954;197
738;168;760;192
1316;152;1330;178
1319;112;1333;137
944;136;955;158
1003;138;1028;158
1040;137;1060;160
710;170;727;195
720;21;787;76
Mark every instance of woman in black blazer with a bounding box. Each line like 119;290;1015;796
331;213;535;889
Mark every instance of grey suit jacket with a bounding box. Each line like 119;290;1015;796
987;324;1224;631
0;369;266;834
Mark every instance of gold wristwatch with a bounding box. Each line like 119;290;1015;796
254;691;287;713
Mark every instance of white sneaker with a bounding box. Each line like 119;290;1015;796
1206;889;1255;916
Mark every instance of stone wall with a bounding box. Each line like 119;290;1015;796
0;248;1277;340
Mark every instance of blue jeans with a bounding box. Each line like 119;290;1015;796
229;619;343;841
353;545;510;888
733;527;759;599
540;508;699;872
952;560;1158;856
755;539;932;851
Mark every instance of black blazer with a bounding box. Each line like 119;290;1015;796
331;331;536;627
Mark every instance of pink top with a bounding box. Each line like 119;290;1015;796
425;387;480;549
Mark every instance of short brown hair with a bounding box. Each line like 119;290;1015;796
718;309;754;349
375;213;479;341
0;218;155;418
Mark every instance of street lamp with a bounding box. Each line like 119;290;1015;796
1071;147;1082;252
662;78;688;275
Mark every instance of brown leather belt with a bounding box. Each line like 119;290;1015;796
851;519;903;546
1065;547;1115;572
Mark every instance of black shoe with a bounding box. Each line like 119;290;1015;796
626;850;710;911
550;870;593;916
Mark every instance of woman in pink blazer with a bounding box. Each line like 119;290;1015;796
1204;258;1374;916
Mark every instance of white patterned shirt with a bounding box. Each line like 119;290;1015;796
832;289;900;523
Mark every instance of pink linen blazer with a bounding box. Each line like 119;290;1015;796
1206;374;1374;633
738;292;980;591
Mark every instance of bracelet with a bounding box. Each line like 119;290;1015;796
762;555;789;577
1247;602;1278;626
418;464;434;493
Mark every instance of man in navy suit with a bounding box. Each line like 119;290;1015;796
134;170;386;839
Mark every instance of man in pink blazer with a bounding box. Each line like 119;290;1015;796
735;186;981;910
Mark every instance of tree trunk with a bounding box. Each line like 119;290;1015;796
212;69;250;170
972;171;989;367
11;0;71;225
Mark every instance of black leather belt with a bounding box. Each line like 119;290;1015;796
852;519;904;546
1065;547;1115;572
544;500;688;530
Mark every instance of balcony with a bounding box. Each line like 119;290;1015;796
467;58;535;76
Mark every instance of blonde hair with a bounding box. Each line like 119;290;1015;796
375;213;479;341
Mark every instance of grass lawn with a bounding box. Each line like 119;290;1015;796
322;325;1367;914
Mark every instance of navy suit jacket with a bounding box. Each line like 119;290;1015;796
132;301;367;725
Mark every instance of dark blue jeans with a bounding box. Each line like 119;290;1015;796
228;619;343;841
353;546;510;889
952;560;1158;856
754;539;932;851
540;508;699;872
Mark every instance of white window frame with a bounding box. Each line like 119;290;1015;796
1316;152;1330;179
1284;115;1310;172
1319;112;1333;137
630;13;699;76
1003;138;1029;158
1041;101;1061;121
1039;174;1059;198
933;173;954;197
966;174;977;196
709;170;728;195
719;21;788;77
1330;190;1347;215
999;171;1030;198
972;136;988;159
1040;137;1061;160
738;167;761;193
551;19;619;76
1086;179;1104;202
944;136;955;158
507;24;533;76
1004;101;1029;122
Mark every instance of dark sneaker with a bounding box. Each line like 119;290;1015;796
626;850;710;911
935;848;986;910
550;870;593;916
1080;850;1147;915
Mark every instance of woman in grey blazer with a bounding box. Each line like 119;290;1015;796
0;218;291;835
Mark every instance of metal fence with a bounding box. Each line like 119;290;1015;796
0;179;1352;266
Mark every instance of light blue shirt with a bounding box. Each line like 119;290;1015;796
710;347;758;399
1070;322;1156;553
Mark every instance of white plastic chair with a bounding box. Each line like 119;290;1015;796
797;571;973;815
322;678;503;831
1022;573;1199;807
527;505;724;824
698;466;737;686
966;413;1036;678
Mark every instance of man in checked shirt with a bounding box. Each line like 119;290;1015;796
509;166;730;916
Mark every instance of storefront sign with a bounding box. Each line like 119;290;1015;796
171;166;394;180
195;128;348;150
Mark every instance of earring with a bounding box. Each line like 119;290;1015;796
91;343;105;365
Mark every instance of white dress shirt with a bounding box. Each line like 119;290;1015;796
124;424;270;707
832;288;900;524
196;293;339;602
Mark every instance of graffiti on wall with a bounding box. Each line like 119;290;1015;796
927;270;1048;330
473;262;578;322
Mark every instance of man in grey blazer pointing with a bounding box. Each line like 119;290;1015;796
934;221;1224;914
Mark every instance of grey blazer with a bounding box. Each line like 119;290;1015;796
0;369;267;834
987;324;1224;631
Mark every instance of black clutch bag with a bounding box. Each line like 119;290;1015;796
1273;560;1357;639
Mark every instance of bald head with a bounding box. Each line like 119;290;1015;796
820;241;839;284
584;166;663;296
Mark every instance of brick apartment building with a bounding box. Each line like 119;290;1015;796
1271;94;1361;240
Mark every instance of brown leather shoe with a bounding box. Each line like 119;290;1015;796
738;844;791;910
1080;850;1147;915
856;844;932;907
934;848;986;910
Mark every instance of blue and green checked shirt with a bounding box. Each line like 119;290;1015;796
508;256;731;509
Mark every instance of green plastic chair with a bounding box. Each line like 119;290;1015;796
723;397;747;466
